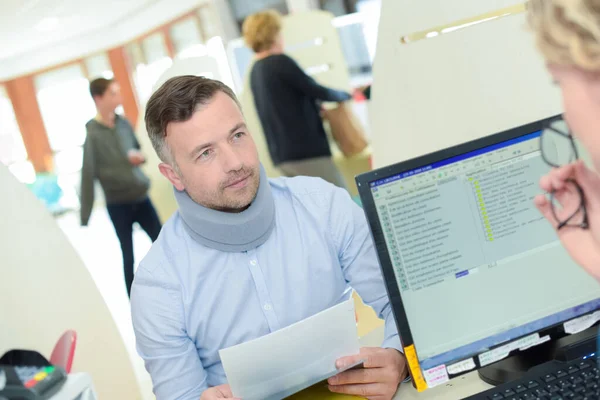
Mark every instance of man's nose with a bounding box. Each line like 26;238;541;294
221;145;243;173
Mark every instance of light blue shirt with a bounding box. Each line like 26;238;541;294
131;177;401;400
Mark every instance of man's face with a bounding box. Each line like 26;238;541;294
159;92;260;212
96;82;122;112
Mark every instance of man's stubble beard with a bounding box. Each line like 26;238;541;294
184;166;260;213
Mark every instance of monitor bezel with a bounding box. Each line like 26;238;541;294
355;114;600;387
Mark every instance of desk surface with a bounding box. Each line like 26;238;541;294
289;327;492;400
51;373;96;400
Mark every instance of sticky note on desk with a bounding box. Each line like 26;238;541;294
289;382;364;399
219;298;360;400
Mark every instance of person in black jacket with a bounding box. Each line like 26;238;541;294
243;10;352;188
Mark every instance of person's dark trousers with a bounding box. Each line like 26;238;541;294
106;197;161;298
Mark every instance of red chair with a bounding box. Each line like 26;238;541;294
49;330;77;373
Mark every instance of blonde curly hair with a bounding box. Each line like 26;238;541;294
529;0;600;70
243;10;282;53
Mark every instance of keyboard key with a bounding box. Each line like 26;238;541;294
528;380;540;389
522;394;536;399
516;385;527;393
549;385;561;393
504;389;517;396
545;374;558;383
534;388;550;396
549;396;563;400
489;393;504;400
579;362;591;370
558;370;569;378
24;379;37;389
574;386;586;393
570;377;585;385
568;366;581;374
586;381;597;389
572;396;584;400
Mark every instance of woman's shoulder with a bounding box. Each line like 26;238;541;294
255;54;294;69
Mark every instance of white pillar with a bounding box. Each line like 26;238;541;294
210;0;241;42
286;0;319;13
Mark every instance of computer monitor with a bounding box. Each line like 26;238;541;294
356;116;600;391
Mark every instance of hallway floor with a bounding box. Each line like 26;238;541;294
56;208;155;399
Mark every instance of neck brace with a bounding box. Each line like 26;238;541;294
174;165;276;252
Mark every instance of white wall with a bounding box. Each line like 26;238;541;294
0;165;142;399
283;10;351;92
371;0;562;169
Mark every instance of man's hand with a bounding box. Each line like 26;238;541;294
534;160;600;280
127;150;145;166
200;384;239;400
328;347;408;400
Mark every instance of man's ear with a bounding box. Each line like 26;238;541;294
159;162;185;191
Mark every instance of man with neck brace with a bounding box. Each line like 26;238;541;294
131;76;407;400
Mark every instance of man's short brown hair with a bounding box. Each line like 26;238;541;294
243;10;283;53
89;78;113;99
145;75;241;163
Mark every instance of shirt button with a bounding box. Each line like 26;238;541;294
250;260;257;266
263;304;272;311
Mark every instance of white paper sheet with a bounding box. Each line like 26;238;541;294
564;311;600;335
446;358;476;375
219;298;360;400
478;334;540;367
423;364;449;388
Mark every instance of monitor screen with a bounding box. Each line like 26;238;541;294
363;121;600;372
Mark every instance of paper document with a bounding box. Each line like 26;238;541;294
219;298;360;400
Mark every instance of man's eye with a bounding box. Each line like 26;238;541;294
234;132;245;139
200;149;212;159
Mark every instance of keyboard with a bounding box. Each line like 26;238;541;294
466;358;600;400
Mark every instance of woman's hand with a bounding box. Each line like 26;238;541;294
534;160;600;279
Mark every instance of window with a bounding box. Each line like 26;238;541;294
0;86;34;183
170;17;207;59
35;64;96;204
129;33;173;104
197;5;221;40
355;0;381;61
84;53;114;80
333;13;373;78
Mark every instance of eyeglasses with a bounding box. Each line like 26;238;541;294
539;116;589;230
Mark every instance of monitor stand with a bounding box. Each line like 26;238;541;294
478;326;598;386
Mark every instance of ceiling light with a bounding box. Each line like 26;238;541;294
35;17;59;32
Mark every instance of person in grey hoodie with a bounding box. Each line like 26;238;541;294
80;78;161;297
